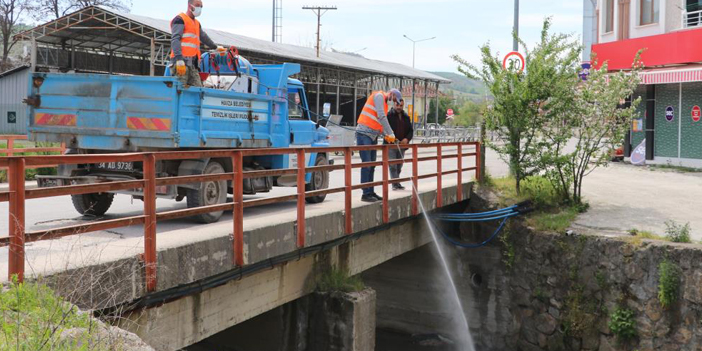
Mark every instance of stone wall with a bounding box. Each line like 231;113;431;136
459;191;702;351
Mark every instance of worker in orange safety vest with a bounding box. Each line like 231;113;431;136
169;0;226;87
356;88;401;203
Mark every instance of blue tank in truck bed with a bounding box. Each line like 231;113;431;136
26;62;327;152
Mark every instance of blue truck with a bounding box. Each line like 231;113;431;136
25;52;331;223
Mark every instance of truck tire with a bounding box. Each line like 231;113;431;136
305;154;329;204
71;193;114;216
187;161;228;223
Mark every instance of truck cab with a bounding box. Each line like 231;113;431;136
27;51;331;223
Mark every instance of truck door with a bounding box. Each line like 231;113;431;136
288;86;316;145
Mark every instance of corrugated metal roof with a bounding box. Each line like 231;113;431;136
0;65;30;79
117;11;449;83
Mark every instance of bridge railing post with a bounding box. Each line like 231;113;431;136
437;144;443;208
7;138;14;157
344;147;353;234
8;157;25;283
476;141;483;183
457;143;463;202
412;145;418;216
382;145;389;223
232;152;244;266
296;149;306;248
143;153;157;292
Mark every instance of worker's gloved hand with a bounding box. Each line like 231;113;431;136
175;60;187;76
216;46;227;56
384;135;397;144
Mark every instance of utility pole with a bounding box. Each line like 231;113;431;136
513;0;519;51
302;5;337;57
272;0;283;43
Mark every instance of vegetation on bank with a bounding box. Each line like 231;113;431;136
483;174;582;234
0;279;107;350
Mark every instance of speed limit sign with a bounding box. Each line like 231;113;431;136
503;51;525;74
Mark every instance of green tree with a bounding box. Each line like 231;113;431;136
427;93;458;126
542;55;641;204
452;18;581;194
454;100;486;127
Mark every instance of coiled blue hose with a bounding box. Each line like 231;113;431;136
432;206;524;248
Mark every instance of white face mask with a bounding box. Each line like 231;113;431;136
191;6;203;17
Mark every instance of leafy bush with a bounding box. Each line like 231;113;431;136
608;307;637;341
664;221;691;243
317;268;365;293
520;176;560;208
658;259;681;308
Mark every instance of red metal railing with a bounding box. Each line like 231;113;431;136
0;135;65;157
0;142;480;292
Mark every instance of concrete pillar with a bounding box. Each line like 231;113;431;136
188;288;377;351
308;290;376;351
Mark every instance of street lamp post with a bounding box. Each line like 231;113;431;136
403;35;436;130
513;0;519;51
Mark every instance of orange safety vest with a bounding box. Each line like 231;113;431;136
358;91;388;132
170;13;201;60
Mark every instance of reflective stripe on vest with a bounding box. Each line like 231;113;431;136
357;91;388;132
170;13;201;59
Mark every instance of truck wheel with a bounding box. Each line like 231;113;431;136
71;193;114;216
305;155;329;204
187;161;227;224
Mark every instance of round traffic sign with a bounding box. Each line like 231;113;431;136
503;51;525;74
693;106;701;122
665;106;674;122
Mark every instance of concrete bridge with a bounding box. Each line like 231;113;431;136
0;145;478;350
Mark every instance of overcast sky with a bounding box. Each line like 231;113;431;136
131;0;584;73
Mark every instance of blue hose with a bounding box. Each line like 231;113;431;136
435;205;518;218
431;204;527;248
432;216;510;249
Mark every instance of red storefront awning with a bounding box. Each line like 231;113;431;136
592;28;702;71
638;66;702;84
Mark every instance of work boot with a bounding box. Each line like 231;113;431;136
393;184;406;191
361;194;378;203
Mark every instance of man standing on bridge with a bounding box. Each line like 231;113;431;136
356;89;400;203
170;0;226;87
385;99;413;190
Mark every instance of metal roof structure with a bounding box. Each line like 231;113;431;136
13;6;448;126
15;6;448;82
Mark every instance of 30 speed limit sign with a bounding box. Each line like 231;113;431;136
503;51;525;74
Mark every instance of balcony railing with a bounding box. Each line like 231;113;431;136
683;9;702;28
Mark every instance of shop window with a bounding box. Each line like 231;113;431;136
639;0;659;25
604;0;615;33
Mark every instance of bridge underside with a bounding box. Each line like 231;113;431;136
116;183;472;350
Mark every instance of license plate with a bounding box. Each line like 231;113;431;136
94;162;135;172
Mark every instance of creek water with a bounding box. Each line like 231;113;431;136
394;144;476;351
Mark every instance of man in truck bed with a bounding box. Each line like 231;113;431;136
170;0;225;87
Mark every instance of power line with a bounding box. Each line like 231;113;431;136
302;5;337;58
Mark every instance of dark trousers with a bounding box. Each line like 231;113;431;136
356;133;377;196
389;147;406;179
